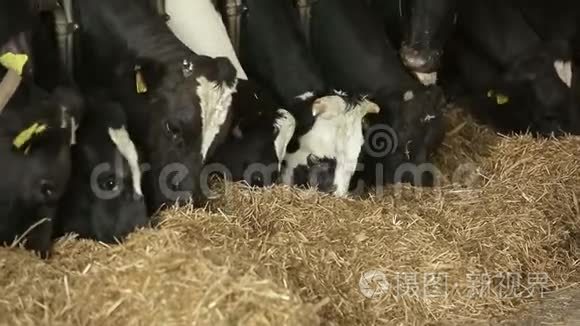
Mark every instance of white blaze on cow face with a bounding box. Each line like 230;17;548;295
197;76;237;161
282;96;380;197
554;60;572;88
165;0;248;80
108;127;143;196
414;72;438;86
273;109;296;169
404;90;415;101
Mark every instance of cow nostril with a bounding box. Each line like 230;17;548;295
39;180;56;202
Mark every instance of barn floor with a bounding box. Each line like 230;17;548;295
1;108;579;325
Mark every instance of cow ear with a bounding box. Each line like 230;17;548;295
361;100;380;115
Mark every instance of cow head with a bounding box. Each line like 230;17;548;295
499;41;579;136
121;54;237;211
0;84;82;258
400;0;458;84
282;93;380;196
56;92;148;243
358;86;446;188
208;79;296;187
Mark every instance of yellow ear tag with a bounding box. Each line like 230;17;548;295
487;90;509;105
0;52;29;76
13;123;48;150
135;66;148;94
495;94;510;105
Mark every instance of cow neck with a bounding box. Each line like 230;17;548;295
459;2;541;68
81;0;193;68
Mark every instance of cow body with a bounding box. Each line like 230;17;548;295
74;0;237;211
240;0;379;196
448;0;580;136
165;0;247;80
55;91;148;243
307;0;446;188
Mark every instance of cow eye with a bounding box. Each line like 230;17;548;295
164;120;182;139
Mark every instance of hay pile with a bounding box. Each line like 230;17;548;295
1;108;579;325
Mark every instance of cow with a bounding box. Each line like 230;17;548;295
0;3;81;258
368;0;458;86
446;0;580;136
73;0;238;212
55;91;148;243
240;0;380;196
0;75;81;258
305;0;446;188
162;0;296;187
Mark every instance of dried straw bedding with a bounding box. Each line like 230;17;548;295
1;108;579;325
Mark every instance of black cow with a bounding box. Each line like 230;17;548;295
240;0;380;196
369;0;457;86
0;75;81;257
0;3;81;257
306;0;446;188
74;0;237;212
207;79;295;187
445;0;580;136
55;91;148;243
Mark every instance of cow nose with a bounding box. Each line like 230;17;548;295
400;45;441;72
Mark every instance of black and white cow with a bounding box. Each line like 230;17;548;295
74;0;238;212
240;0;380;196
446;0;580;136
306;0;446;188
163;0;296;187
55;91;148;243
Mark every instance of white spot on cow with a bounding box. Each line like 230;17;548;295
108;126;143;196
165;0;249;80
414;71;438;86
422;114;437;122
403;90;415;101
296;91;315;101
59;106;78;146
273;109;296;168
333;89;348;97
197;76;237;161
554;60;572;88
69;117;78;145
281;96;380;196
